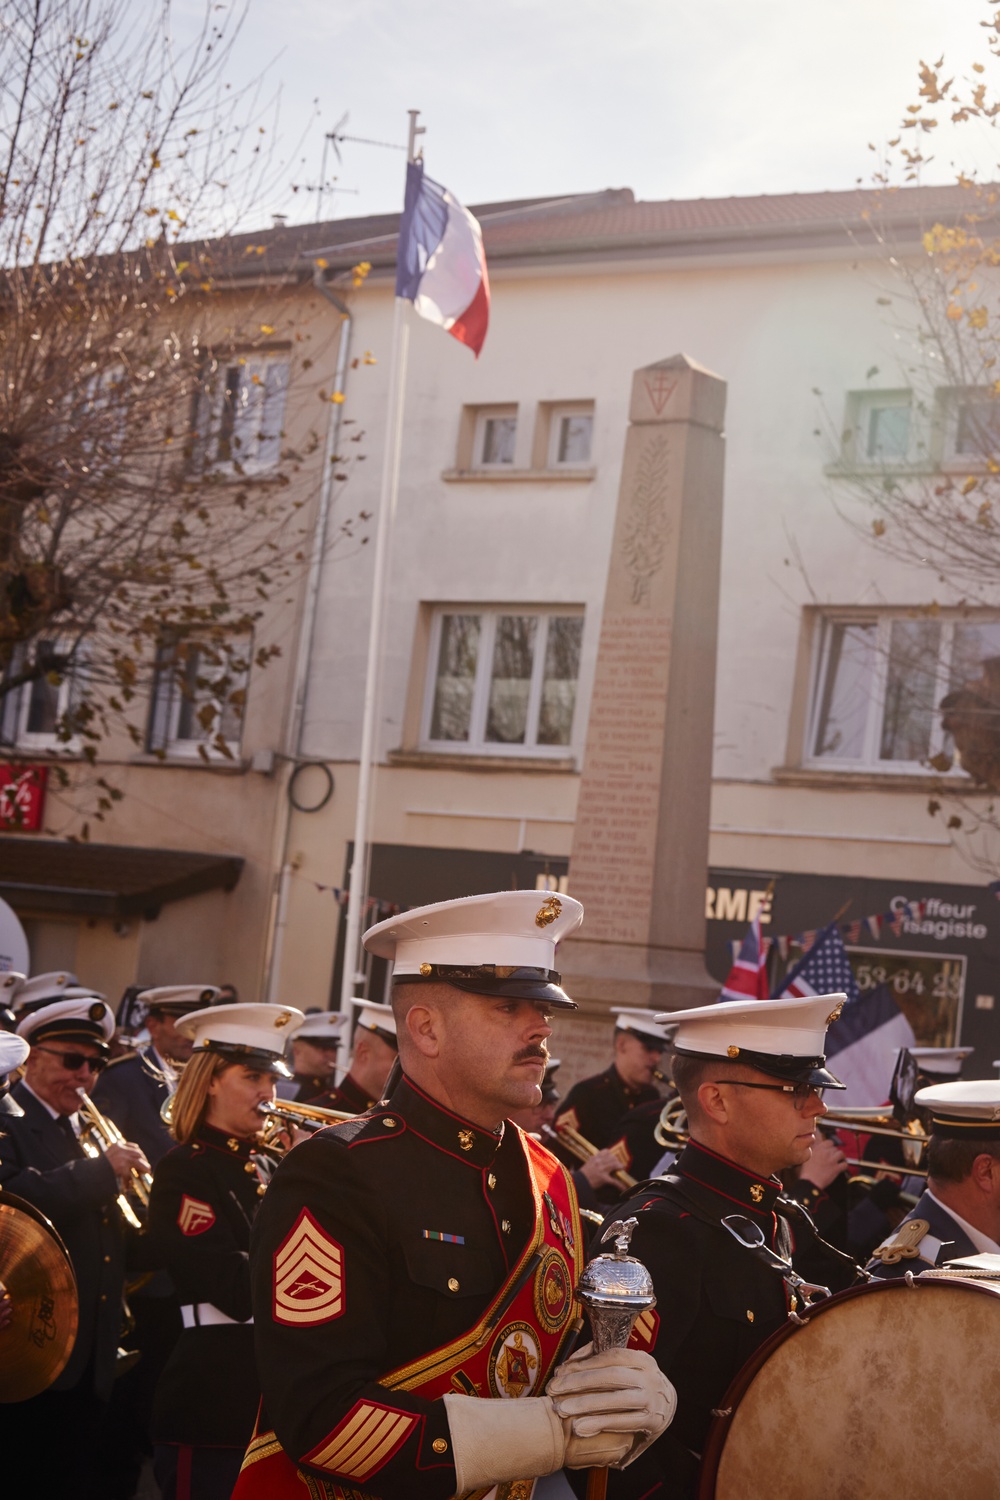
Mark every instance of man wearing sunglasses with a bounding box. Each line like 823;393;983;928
601;992;860;1500
0;995;149;1489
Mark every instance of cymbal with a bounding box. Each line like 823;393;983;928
0;1194;79;1402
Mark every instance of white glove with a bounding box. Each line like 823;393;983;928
547;1343;677;1467
442;1390;633;1490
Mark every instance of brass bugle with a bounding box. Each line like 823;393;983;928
257;1099;356;1134
545;1122;636;1190
77;1090;154;1230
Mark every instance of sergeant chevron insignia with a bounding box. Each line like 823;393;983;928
178;1194;216;1236
273;1208;345;1326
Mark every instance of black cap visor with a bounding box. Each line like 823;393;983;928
397;964;577;1010
198;1040;292;1079
673;1044;845;1090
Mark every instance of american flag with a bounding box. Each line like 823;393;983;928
778;923;860;1004
779;922;914;1104
719;913;770;1002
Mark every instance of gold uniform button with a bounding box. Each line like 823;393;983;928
432;1438;448;1455
245;1161;257;1174
103;1255;111;1264
501;1219;511;1234
383;1118;397;1128
487;1172;497;1190
257;1184;267;1197
746;1310;754;1323
447;1277;460;1292
227;1138;239;1151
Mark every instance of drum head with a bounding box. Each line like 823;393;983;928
705;1279;1000;1500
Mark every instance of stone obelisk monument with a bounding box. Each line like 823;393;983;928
558;354;725;1067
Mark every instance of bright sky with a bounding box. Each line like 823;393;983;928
181;0;999;227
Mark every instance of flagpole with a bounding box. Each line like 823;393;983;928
339;112;423;1013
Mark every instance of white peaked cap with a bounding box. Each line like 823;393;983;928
176;1001;304;1078
658;992;849;1088
363;890;584;1009
17;996;115;1047
0;1031;29;1074
909;1047;973;1077
612;1008;674;1045
351;998;397;1043
915;1080;1000;1134
138;985;221;1012
295;1010;350;1042
12;971;103;1014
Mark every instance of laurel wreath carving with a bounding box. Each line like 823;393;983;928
621;435;670;607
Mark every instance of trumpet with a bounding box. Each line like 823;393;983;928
77;1090;154;1230
545;1122;637;1191
653;1096;931;1178
256;1098;355;1143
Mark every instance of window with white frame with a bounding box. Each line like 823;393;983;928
194;355;289;476
422;608;584;754
940;387;1000;466
548;407;594;469
0;640;86;750
842;390;914;467
805;611;1000;771
147;637;250;758
472;407;518;469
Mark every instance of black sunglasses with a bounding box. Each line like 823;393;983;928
711;1080;826;1106
35;1046;107;1073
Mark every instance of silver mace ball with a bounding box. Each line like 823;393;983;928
575;1217;656;1353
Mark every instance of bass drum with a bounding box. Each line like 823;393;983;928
699;1276;1000;1500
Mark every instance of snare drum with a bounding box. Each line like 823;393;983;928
699;1276;1000;1500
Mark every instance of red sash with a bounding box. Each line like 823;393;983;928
234;1133;583;1500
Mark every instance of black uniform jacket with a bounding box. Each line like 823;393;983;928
556;1063;660;1151
148;1124;269;1447
603;1141;806;1500
866;1187;980;1279
310;1071;377;1114
249;1075;546;1500
91;1045;174;1166
0;1081;126;1399
276;1072;330;1104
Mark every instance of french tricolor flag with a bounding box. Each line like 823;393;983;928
395;161;490;357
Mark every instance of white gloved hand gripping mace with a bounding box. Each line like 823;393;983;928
575;1217;657;1500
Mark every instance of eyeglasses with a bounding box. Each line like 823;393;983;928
35;1046;107;1073
711;1080;826;1106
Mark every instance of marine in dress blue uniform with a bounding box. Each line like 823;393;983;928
308;998;399;1114
602;991;860;1500
235;891;676;1500
147;1000;303;1500
868;1079;1000;1279
556;1009;670;1157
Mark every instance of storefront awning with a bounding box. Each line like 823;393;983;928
0;839;244;920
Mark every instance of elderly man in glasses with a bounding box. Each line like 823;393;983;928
0;995;149;1491
602;992;863;1500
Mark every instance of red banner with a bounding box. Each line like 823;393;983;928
0;764;48;832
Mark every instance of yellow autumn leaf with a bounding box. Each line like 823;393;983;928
968;307;988;329
314;257;329;269
363;351;377;365
872;519;886;536
946;303;964;321
331;392;345;404
260;324;275;335
962;476;978;495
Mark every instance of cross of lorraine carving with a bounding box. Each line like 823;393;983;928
643;371;677;415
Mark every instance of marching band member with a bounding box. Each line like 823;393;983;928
147;1000;303;1500
235;892;675;1500
93;985;221;1166
275;1007;348;1102
309;997;398;1112
555;1008;670;1151
604;993;859;1499
0;997;148;1490
869;1079;1000;1277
